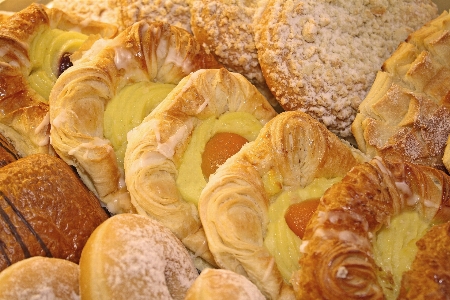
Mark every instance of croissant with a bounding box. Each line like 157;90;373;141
292;157;450;300
0;3;117;158
352;10;450;171
198;111;368;299
124;68;277;267
49;21;221;214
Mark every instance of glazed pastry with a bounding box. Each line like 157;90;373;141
0;133;19;167
254;0;438;137
49;21;221;214
0;153;109;272
352;11;450;171
198;111;367;299
51;0;117;24
79;213;198;300
124;68;277;267
0;257;80;300
0;3;117;158
292;157;450;300
185;268;265;300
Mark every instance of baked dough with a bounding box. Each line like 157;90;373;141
0;3;117;158
292;157;450;299
79;213;198;300
124;68;277;266
198;111;368;299
0;132;19;168
0;153;109;272
49;21;221;214
352;11;450;171
0;256;80;300
254;0;438;137
185;268;265;300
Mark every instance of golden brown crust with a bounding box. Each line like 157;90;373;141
352;11;450;171
293;157;450;299
0;132;19;168
50;21;221;214
0;3;117;158
0;153;109;272
198;111;367;299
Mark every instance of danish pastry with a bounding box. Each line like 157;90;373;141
254;0;438;137
0;3;117;158
198;111;368;299
49;21;221;214
292;157;450;300
352;11;450;171
124;68;277;266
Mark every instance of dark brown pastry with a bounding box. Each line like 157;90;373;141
0;133;19;168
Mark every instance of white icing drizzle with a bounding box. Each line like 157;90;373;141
35;112;50;134
114;46;134;71
68;137;112;158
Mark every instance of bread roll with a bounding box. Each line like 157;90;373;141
0;153;109;272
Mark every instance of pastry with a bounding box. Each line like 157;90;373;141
0;3;117;158
0;132;19;167
50;0;117;24
124;68;277;267
49;21;221;214
198;111;368;299
0;256;80;300
254;0;438;137
185;268;265;300
79;213;198;300
292;157;450;300
0;153;109;272
352;11;450;171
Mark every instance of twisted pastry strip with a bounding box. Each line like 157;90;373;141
198;111;367;299
293;157;450;299
50;21;220;213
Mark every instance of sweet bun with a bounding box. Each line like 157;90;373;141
49;21;221;214
0;153;109;272
198;111;368;299
125;68;277;266
185;268;265;300
352;11;450;171
0;3;117;158
293;157;450;299
254;0;438;137
79;213;198;300
0;256;80;300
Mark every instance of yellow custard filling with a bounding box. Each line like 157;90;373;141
176;112;263;206
373;211;431;300
264;177;341;283
28;28;89;101
104;81;175;169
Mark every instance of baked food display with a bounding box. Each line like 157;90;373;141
79;213;198;300
292;157;450;299
0;256;80;299
124;68;277;267
198;111;368;299
352;10;450;171
0;153;109;272
49;20;221;214
254;0;438;137
0;3;117;158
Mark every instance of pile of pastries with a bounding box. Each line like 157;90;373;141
0;0;449;299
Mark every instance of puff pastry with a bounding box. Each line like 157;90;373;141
0;3;117;158
292;157;450;299
352;11;450;171
198;111;368;299
50;21;221;214
124;68;277;266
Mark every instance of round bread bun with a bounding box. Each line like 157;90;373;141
124;68;277;267
292;157;450;299
185;268;265;300
49;21;221;214
0;3;117;158
0;256;80;300
0;153;109;272
198;111;368;299
352;11;450;172
254;0;438;137
79;213;198;300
